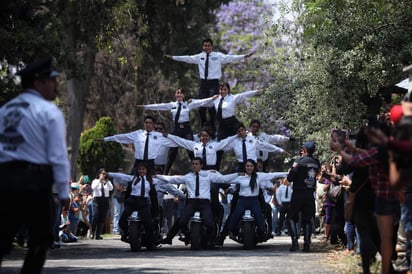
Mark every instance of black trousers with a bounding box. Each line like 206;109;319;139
178;199;214;228
216;116;241;171
277;202;290;232
0;162;54;274
119;196;154;244
287;191;315;226
165;123;194;174
198;79;219;127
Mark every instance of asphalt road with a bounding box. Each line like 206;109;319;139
1;235;340;273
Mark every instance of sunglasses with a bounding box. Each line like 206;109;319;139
155;127;163;130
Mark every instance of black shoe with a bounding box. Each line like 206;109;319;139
120;235;129;243
95;236;103;240
147;244;157;251
289;242;298;252
302;243;310;252
157;237;172;245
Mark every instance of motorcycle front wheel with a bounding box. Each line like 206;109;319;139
129;222;143;252
242;221;256;250
190;222;202;250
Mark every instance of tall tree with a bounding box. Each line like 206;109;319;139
269;0;412;159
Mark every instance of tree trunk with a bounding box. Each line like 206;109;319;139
66;49;95;180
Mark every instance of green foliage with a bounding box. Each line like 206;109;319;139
0;62;19;106
268;0;412;162
78;117;124;178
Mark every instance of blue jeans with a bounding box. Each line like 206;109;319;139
271;204;279;233
344;221;355;250
112;198;124;233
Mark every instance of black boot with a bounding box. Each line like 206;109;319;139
216;225;229;246
302;223;312;252
288;219;299;252
158;221;180;245
95;223;104;240
21;245;48;274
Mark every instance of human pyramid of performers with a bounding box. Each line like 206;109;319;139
100;38;312;251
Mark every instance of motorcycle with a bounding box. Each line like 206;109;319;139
184;211;220;250
127;210;160;251
229;209;271;250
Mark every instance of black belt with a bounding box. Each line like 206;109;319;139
219;116;236;122
200;79;218;82
130;195;148;200
0;161;51;172
174;122;190;127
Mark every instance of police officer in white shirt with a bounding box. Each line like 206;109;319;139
226;124;286;172
248;119;290;172
99;115;177;175
141;88;217;174
156;158;238;246
0;57;70;273
165;38;254;127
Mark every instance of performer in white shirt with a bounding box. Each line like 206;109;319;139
165;38;254;127
248;119;290;171
141;88;216;174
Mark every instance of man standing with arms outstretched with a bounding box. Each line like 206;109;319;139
165;38;254;127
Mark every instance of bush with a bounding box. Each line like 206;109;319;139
78;116;124;177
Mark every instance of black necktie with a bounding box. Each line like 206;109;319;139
143;132;149;160
204;53;209;79
285;185;289;198
202;144;207;167
140;176;145;197
195;172;200;197
217;97;223;120
242;139;247;164
174;102;182;124
101;182;105;197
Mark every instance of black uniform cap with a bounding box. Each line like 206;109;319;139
15;57;59;79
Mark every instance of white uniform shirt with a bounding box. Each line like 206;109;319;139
108;172;185;199
172;51;245;80
227;135;285;163
230;172;288;197
276;184;292;204
154;145;169;166
248;131;289;161
144;97;214;124
91;178;113;197
104;130;177;160
167;134;236;166
0;90;70;199
157;171;238;200
206;90;258;120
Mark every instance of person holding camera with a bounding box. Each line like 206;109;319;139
91;168;113;240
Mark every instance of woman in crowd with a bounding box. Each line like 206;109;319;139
90;168;113;240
